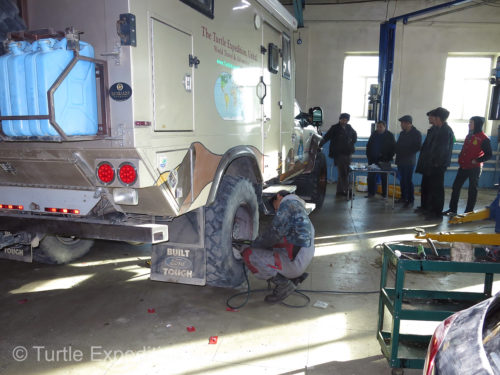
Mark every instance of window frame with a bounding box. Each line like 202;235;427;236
442;55;493;140
281;33;291;80
340;54;379;138
179;0;214;19
268;43;279;74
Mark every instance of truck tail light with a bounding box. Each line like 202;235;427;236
118;163;137;185
423;313;458;375
97;162;115;184
0;204;24;210
44;207;81;215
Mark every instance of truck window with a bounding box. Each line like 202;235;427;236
268;43;279;74
282;34;291;80
180;0;214;19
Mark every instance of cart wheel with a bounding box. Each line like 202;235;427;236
391;368;404;375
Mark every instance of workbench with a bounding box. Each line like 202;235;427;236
377;243;500;374
349;166;397;209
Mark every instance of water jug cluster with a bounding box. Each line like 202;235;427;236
0;37;98;137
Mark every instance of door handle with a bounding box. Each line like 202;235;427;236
256;76;267;104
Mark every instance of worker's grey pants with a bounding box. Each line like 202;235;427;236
242;231;315;280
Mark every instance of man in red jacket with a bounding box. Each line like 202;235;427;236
443;116;492;216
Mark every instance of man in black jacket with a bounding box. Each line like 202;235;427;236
366;120;396;198
319;113;357;197
395;115;422;207
415;111;436;214
416;107;455;220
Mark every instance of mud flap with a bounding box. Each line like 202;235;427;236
150;244;206;285
0;244;32;262
150;207;206;286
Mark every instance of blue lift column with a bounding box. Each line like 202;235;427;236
293;0;304;28
378;0;472;125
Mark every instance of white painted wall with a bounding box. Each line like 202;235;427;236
292;0;500;136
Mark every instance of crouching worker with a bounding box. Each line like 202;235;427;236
238;190;315;304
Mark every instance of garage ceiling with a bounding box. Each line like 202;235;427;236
279;0;386;4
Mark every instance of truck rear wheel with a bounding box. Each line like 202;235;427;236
33;235;94;264
205;176;259;288
294;152;327;209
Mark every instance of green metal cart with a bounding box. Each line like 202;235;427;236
377;243;500;375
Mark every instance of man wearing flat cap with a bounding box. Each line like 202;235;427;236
415;111;437;214
395;115;421;207
416;107;455;220
319;113;357;197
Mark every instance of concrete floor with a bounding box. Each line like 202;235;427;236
1;184;499;375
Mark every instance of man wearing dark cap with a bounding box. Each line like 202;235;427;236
415;110;437;214
417;107;455;220
319;113;357;197
366;120;396;198
395;115;422;207
443;116;492;216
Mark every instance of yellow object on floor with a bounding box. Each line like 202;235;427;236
377;184;401;199
449;208;491;224
416;231;500;246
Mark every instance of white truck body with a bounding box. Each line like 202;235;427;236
0;0;325;287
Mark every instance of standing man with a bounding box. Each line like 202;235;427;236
415;111;436;214
319;113;357;197
365;120;396;198
444;116;492;215
420;107;455;220
395;115;422;207
238;190;315;304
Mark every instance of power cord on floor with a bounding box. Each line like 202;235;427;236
226;264;379;310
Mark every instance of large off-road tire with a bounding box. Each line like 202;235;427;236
205;175;259;288
294;152;327;209
33;235;94;264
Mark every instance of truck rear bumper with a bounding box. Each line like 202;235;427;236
0;213;168;244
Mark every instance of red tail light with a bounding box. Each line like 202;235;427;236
0;204;24;210
118;163;137;185
97;162;115;184
423;313;458;375
45;207;81;215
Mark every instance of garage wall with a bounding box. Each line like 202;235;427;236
293;0;500;137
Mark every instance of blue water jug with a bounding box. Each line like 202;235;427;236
9;41;31;136
36;38;98;136
0;44;12;135
0;41;31;136
25;40;53;136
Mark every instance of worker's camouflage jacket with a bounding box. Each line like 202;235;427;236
252;194;314;249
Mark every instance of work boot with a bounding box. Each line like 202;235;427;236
264;274;296;304
442;209;457;217
290;272;309;286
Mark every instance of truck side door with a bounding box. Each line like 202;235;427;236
261;22;282;182
151;18;194;132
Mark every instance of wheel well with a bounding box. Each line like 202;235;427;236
225;157;261;185
207;148;263;207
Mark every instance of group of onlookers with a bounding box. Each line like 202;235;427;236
320;109;492;220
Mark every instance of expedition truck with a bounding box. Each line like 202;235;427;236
0;0;326;288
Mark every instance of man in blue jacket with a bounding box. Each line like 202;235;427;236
395;115;422;207
366;120;396;198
